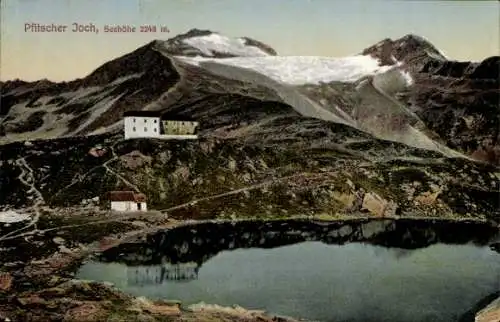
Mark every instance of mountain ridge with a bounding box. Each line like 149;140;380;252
2;30;498;164
0;29;499;225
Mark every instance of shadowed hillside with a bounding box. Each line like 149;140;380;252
1;30;499;221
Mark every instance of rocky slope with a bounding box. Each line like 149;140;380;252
0;29;499;221
1;31;498;165
362;34;500;164
0;29;279;144
0;132;498;222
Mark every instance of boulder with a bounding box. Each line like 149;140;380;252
361;192;397;217
0;272;13;291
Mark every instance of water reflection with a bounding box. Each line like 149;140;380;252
127;262;201;285
79;242;499;322
98;218;499;268
77;219;500;322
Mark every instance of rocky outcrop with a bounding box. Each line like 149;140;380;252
362;35;500;165
470;56;500;82
361;34;447;70
1;276;293;322
459;292;500;322
403;59;500;165
361;192;398;217
422;56;499;82
475;297;500;322
0;272;12;291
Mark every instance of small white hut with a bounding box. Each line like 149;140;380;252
106;191;147;212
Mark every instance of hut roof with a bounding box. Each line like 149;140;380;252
123;110;162;118
106;191;146;202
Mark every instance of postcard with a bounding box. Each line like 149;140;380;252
1;1;499;321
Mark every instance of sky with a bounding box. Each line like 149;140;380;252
1;0;499;82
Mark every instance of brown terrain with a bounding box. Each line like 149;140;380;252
0;30;499;321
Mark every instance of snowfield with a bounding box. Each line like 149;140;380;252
182;33;271;57
0;210;31;223
178;55;393;85
175;48;460;158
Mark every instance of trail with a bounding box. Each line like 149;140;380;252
0;212;148;242
50;142;141;200
156;172;320;213
0;158;45;241
0;172;321;242
51;159;115;199
103;164;141;193
1;141;141;241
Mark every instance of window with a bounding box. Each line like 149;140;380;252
144;119;147;123
153;128;157;132
144;127;148;132
154;119;157;123
133;118;136;123
132;127;136;131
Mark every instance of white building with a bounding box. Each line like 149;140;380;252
123;110;199;140
106;191;147;212
123;111;162;139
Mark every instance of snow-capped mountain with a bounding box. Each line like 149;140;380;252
177;55;399;85
153;28;277;58
1;29;499;164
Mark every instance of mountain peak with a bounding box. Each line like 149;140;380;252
361;34;448;70
154;28;277;58
182;28;216;38
400;34;433;44
398;34;447;57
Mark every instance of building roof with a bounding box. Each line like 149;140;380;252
123;110;162;118
161;112;197;122
106;191;147;202
123;110;197;121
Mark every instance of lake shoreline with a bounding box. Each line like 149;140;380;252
1;210;499;321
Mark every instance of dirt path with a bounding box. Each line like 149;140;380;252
51;142;142;200
1;143;140;242
0;172;319;242
0;158;45;241
155;172;307;213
